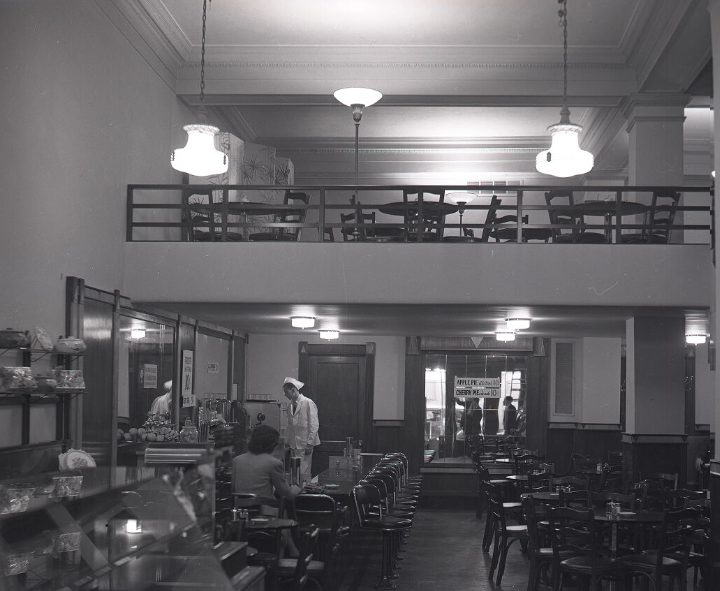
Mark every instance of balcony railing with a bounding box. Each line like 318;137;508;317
126;184;713;246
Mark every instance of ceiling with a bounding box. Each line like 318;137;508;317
122;0;713;338
140;302;709;340
118;0;715;185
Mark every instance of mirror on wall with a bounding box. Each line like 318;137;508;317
424;352;528;461
118;314;175;435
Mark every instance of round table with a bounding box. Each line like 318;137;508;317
573;200;648;243
595;510;664;558
378;201;459;217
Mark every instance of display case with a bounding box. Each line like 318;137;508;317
0;457;248;590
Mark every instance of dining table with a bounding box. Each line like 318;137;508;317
201;200;299;239
573;200;648;243
595;509;664;559
377;200;459;240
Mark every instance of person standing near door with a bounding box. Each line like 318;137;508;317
283;377;320;482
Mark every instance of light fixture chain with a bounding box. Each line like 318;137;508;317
200;0;210;103
559;0;568;108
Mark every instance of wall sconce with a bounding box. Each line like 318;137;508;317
506;318;531;331
291;317;315;329
686;334;707;345
495;331;516;342
319;330;339;340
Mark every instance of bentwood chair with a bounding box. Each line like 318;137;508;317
545;191;606;244
486;483;529;585
402;188;446;242
622;190;680;244
185;189;244;242
619;507;699;591
248;191;309;241
270;525;320;591
547;506;625;591
293;494;348;590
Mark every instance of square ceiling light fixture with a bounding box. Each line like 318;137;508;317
506;318;531;331
291;316;316;329
319;330;340;340
495;331;516;342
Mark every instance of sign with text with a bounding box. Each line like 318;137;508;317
142;364;157;389
207;361;220;374
182;350;195;408
454;376;501;398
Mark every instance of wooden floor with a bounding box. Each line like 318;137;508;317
334;507;708;591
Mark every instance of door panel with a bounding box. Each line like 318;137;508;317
307;354;366;474
309;356;364;442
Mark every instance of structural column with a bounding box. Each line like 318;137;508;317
623;94;688;187
622;317;687;484
707;2;720;586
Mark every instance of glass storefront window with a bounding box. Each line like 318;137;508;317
424;352;527;460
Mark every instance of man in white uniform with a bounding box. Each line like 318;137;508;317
150;380;173;416
283;377;320;482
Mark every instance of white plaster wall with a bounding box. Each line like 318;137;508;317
0;1;186;445
245;334;405;420
0;0;184;335
581;337;622;424
194;333;231;399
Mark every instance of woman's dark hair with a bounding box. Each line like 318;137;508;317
248;425;280;454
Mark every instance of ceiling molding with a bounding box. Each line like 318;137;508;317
181;94;626;109
93;0;180;91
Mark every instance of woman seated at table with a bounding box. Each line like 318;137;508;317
232;425;302;513
233;425;301;556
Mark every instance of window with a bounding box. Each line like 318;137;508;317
424;352;527;461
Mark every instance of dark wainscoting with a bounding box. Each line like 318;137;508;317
546;423;622;474
621;433;688;487
709;461;720;589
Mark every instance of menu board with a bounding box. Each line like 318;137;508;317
454;376;501;398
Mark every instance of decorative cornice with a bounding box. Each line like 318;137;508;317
183;60;626;71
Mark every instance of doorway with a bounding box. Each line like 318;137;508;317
299;342;375;474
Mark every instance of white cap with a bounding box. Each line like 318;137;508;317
164;380;172;391
283;377;304;390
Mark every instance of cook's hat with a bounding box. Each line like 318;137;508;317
283;377;304;390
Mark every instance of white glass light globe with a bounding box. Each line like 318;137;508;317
536;122;594;178
171;124;228;177
333;88;383;108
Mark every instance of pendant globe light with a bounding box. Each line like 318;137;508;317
171;0;228;177
536;0;593;178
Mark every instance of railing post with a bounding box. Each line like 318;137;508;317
418;190;425;243
615;190;622;243
516;190;524;243
318;189;326;242
221;187;229;241
126;186;134;242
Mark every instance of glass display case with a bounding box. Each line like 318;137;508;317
0;461;239;590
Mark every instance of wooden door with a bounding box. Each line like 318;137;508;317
309;355;365;442
299;342;375;474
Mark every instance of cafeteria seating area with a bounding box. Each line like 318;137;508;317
212;444;711;591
